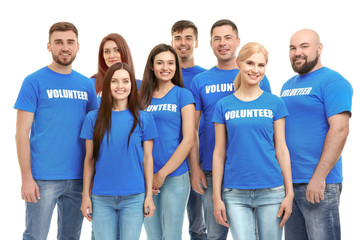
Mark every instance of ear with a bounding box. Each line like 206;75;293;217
195;39;198;49
47;42;51;52
317;42;323;56
77;42;80;53
236;58;241;70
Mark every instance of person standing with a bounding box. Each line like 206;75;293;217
14;22;98;239
213;42;293;240
190;19;271;240
140;44;195;240
171;20;207;240
281;29;353;240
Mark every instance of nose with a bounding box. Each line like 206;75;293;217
180;38;186;45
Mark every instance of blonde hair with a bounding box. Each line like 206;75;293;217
233;42;268;91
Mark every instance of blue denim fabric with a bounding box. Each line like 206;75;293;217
91;193;145;240
285;183;342;240
144;172;190;240
187;185;207;240
23;179;84;240
202;171;229;240
222;185;285;240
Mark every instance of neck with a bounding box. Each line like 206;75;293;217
153;80;175;98
217;57;237;70
48;61;73;74
180;57;195;69
235;84;263;101
112;99;128;111
303;63;323;76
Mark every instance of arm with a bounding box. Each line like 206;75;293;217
143;140;156;217
15;110;40;202
81;140;95;221
212;123;229;227
273;118;294;227
188;110;207;194
153;104;195;189
306;112;350;204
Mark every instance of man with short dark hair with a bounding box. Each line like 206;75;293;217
15;21;97;240
171;20;207;240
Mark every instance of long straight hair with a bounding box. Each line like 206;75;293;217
233;42;268;91
92;62;140;162
91;33;135;94
139;44;183;109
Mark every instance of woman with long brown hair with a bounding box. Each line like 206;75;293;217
80;62;157;239
140;44;195;240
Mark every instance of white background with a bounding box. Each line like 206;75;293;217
1;0;358;239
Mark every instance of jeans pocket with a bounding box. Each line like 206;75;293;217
223;188;233;193
266;185;285;192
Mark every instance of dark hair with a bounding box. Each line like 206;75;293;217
139;44;183;109
49;22;78;41
91;33;135;94
210;19;238;38
93;62;140;162
171;20;198;40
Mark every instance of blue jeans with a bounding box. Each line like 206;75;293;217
202;171;229;240
187;183;207;240
91;193;145;240
285;183;342;240
223;185;285;240
144;172;190;240
23;179;84;240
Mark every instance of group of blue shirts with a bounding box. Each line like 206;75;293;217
14;64;353;196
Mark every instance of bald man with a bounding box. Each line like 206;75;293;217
280;29;353;240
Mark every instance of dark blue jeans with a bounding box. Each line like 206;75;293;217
285;183;342;240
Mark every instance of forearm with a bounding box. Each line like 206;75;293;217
82;156;95;196
276;148;294;197
16;134;33;181
212;153;225;201
143;154;154;197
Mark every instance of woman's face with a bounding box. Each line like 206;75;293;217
238;53;266;87
103;40;122;68
152;51;176;83
110;69;131;102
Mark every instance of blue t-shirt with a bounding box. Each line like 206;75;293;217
145;85;195;176
91;77;142;107
80;109;158;196
190;66;271;170
14;66;98;180
182;65;207;163
213;92;288;189
281;67;353;184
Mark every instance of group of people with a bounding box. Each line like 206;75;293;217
14;19;352;240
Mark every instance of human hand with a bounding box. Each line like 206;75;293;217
190;168;207;194
144;196;156;217
306;177;325;204
153;171;166;190
278;195;293;227
213;199;229;228
21;177;40;202
80;195;92;221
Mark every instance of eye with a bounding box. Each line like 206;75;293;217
114;48;120;52
104;50;110;54
213;37;220;41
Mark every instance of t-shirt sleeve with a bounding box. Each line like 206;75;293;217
260;75;272;93
179;88;195;109
190;76;202;111
323;78;353;118
14;77;38;113
274;97;289;121
141;112;158;141
80;112;95;140
212;100;225;124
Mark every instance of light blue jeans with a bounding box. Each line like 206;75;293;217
91;193;145;240
23;179;84;240
202;171;229;240
144;172;190;240
223;185;285;240
285;183;342;240
187;185;207;240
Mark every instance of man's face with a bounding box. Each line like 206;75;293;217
47;30;79;66
171;28;198;61
210;25;240;63
289;30;322;75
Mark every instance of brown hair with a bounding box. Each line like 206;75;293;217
210;19;238;38
49;22;78;41
93;62;140;162
139;44;183;109
171;20;198;40
91;33;135;94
